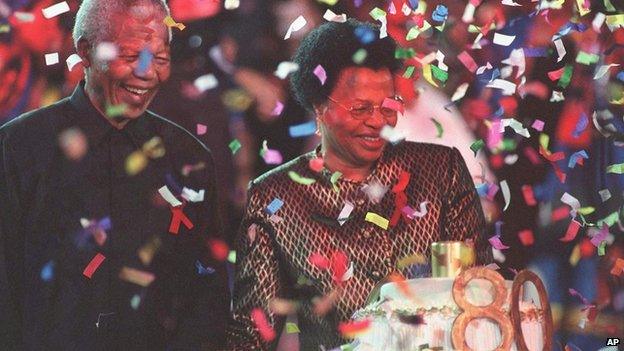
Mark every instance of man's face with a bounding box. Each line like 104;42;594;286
82;4;171;120
319;67;397;168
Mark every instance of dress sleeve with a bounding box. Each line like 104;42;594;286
225;187;283;350
0;132;24;348
442;147;493;265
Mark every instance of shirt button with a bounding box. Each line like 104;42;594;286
362;228;371;238
370;270;382;280
355;198;366;206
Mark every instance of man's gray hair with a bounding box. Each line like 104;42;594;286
72;0;172;49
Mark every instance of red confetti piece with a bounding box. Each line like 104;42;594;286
83;253;106;279
250;308;276;342
392;171;410;193
168;203;193;234
523;146;542;165
553;162;567;183
551;206;570;222
539;146;565;162
208;239;229;261
548;67;565;81
308;157;324;172
579;238;596;258
308;252;330;270
611;258;624;277
521;185;537;206
560;219;581;242
517;229;534;246
338;319;371;338
330;251;348;284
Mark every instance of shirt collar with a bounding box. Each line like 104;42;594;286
68;81;156;147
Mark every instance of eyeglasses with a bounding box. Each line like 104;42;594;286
326;95;404;120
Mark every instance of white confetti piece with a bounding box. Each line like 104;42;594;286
224;0;240;10
492;248;506;263
380;125;406;143
598;189;611;202
158;185;182;207
323;9;347;23
194;74;218;93
550;91;565;102
435;50;448;71
95;42;118;61
181;187;205;203
501;118;530;138
593;64;620;80
45;53;59;66
561;192;581;216
554;39;566;62
493;32;516;46
65;54;83;72
341;262;354;282
361;181;389;204
407;201;429;219
501;48;525;78
274;61;299;79
338;202;354;226
451;82;470;102
486;79;516;95
378;16;388;39
284;15;306;40
462;2;476;23
592;12;606;32
501;0;522;6
42;1;70;19
500;180;511;211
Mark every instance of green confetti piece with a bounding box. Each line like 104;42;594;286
285;322;300;334
369;7;386;20
431;118;443;138
406;26;424;40
578;207;595;215
606;163;624;174
227;250;237;264
395;47;416;59
575;51;600;65
105;103;127;118
403;66;415;78
330;171;342;192
598;241;607;256
340;344;355;351
604;0;616;11
430;65;448;83
288;171;316;185
228;139;241;154
0;24;10;33
470;139;485;157
558;65;573;89
501;138;518;152
352;48;367;64
597;211;619;227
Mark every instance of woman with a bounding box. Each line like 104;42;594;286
226;19;491;350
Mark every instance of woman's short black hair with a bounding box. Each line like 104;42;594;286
290;18;403;113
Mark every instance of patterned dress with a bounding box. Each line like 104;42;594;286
226;141;492;350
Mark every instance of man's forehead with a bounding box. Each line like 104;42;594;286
110;5;167;41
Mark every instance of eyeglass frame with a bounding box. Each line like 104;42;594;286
325;95;404;120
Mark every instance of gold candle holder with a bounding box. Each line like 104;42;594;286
431;241;476;278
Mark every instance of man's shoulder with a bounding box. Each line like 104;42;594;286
0;98;71;147
144;110;212;156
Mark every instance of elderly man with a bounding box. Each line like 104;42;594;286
0;0;228;349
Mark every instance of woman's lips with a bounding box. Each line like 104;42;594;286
357;135;384;150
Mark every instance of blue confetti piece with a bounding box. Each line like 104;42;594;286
354;25;375;45
572;113;589;138
476;183;488;197
353;0;362;8
408;0;419;10
134;48;154;76
431;5;448;22
288;121;317;138
568;150;588;169
41;260;54;282
523;47;549;58
195;260;215;276
265;198;284;215
617;71;624;82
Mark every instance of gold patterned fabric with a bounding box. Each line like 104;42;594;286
225;142;491;350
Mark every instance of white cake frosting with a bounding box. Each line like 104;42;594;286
350;278;545;351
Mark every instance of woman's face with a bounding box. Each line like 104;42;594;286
318;67;397;169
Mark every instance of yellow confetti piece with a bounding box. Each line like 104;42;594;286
288;171;316;185
569;244;581;267
227;250;237;264
163;16;185;31
286;322;300;333
397;254;427;269
125;151;148;176
577;207;595;215
575;0;591;16
365;212;389;230
422;64;438;87
118;267;155;287
605;14;624;31
0;24;10;33
137;236;162;266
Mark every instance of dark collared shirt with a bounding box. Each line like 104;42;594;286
0;83;229;350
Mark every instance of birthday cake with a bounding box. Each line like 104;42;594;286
350;275;548;351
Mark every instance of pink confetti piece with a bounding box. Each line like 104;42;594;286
83;253;106;278
196;123;207;135
489;235;510;250
381;97;404;114
568;288;591;306
532;119;545;131
251;308;276;342
458;51;478;73
590;224;609;247
560;219;581;242
314;65;327;85
262;149;283;165
271;101;284;116
486;183;499;201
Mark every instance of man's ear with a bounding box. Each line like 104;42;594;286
76;37;92;68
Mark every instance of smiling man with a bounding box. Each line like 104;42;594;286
0;1;228;350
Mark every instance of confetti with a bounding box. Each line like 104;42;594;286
66;54;82;71
365;212;389;230
309;157;324;172
568;150;588;169
83;253;106;279
590;224;609;248
266;198;284;215
42;1;69;19
470;139;485;157
41;260;54;282
44;53;59;66
532;119;545;131
195;260;216;276
430;118;443;138
431;5;448;22
486;79;516;95
95;42;118;61
554;39;566;62
521;185;537;206
196;123;207;136
500;180;511;211
458;51;478;73
380;125;406;143
286;322;300;333
58;128;88;161
352;48;367;64
606;163;624;174
229;139;241;154
451;82;470;102
130;294;141;310
598;189;611;202
592;12;606;32
610;258;624;277
575;51;599;65
137;236;162;266
313;65;327;85
361;181;388;203
493;32;515;46
561;192;581;215
251;308;276;342
224;0;240;10
338;319;371;338
338;202;354;226
594;64;620;80
284;15;307;40
163;15;185;31
406;21;431;40
323;9;347;23
489;235;510;250
289;120;316;137
288;171;316;185
518;230;534;246
403;201;429;219
181;187;204;203
575;0;591;16
274;61;299;79
330;171;342;192
119;267;155;287
168;202;193;235
605;14;624;31
134;48;153;76
560;220;581;242
194;74;218;93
